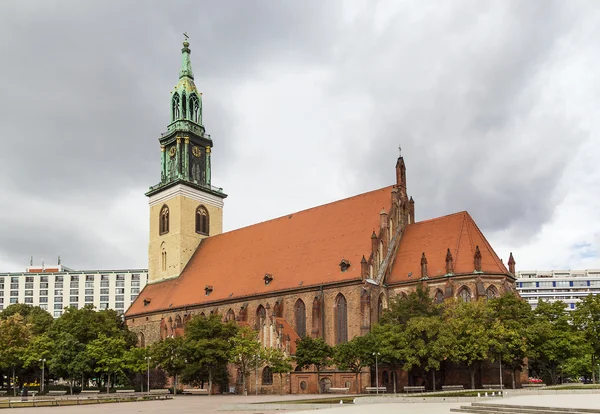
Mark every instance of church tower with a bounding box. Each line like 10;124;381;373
146;38;227;284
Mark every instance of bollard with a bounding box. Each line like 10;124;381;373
340;400;343;404
492;392;495;396
477;393;481;398
485;392;488;397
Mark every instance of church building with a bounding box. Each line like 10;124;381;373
125;40;518;394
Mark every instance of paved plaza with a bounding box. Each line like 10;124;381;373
4;391;600;414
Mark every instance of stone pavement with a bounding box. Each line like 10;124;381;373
4;391;600;414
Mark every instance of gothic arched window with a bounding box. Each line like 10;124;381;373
161;243;167;272
377;294;385;321
434;289;444;304
181;92;187;120
458;286;472;303
172;93;180;121
190;94;200;122
312;296;322;338
256;305;266;329
138;332;145;348
195;205;209;235
486;285;499;301
294;299;306;339
262;366;273;385
225;308;235;322
159;205;169;235
335;293;348;344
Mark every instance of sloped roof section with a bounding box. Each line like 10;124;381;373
388;211;508;284
127;186;393;316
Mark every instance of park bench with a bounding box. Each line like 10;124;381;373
0;391;7;396
327;387;350;394
115;389;136;393
403;386;425;393
149;389;170;395
442;385;464;391
182;389;209;395
366;386;387;393
48;390;67;396
482;384;504;390
522;383;546;388
80;390;100;394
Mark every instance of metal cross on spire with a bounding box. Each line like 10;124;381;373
183;32;189;40
398;145;402;157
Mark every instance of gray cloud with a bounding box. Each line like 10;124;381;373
0;0;597;271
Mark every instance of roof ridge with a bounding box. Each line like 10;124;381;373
202;185;394;241
410;210;469;226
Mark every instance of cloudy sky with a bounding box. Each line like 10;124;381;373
0;0;598;273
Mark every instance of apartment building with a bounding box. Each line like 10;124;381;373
516;269;600;310
0;263;148;317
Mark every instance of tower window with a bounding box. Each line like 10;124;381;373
172;93;180;121
182;92;187;120
195;205;209;235
160;205;170;235
190;94;200;123
335;293;348;344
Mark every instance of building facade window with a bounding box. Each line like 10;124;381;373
262;366;273;385
458;286;472;303
195;205;210;235
294;299;306;338
486;285;498;300
159;205;170;235
335;293;348;344
434;289;444;304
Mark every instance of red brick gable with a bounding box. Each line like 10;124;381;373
388;211;508;283
127;186;393;316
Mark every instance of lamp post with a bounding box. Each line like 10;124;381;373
38;359;46;394
373;352;381;395
145;356;151;394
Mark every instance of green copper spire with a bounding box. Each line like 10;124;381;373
179;39;194;80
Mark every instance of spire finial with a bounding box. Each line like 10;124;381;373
180;34;194;80
398;145;402;157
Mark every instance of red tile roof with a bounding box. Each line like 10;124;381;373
127;186;393;316
388;211;508;284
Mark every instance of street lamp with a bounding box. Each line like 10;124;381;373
372;352;381;395
38;359;46;394
145;356;151;394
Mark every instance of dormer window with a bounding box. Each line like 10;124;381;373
339;259;351;272
143;298;151;307
264;274;273;285
205;285;213;296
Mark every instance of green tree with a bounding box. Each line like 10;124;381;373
1;304;53;336
124;346;150;391
380;285;439;326
487;293;534;388
444;299;491;389
86;334;129;392
0;315;31;395
182;314;237;394
230;326;263;395
264;348;293;395
529;300;582;385
573;294;600;383
150;336;186;394
400;315;452;391
333;334;376;393
295;336;331;394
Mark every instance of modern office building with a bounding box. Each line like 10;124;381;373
516;269;600;310
0;262;148;317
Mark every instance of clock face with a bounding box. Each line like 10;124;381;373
169;146;176;157
192;146;201;158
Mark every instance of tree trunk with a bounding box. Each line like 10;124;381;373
279;373;283;395
107;373;111;394
243;374;247;396
469;366;475;390
208;369;212;396
593;355;596;384
432;370;436;392
511;370;516;389
12;367;15;397
393;371;397;394
317;368;321;394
